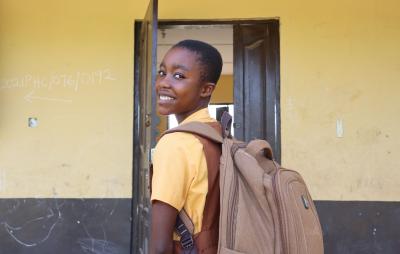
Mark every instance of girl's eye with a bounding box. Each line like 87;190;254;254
158;70;166;77
173;73;185;79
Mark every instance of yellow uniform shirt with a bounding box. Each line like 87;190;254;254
151;108;216;238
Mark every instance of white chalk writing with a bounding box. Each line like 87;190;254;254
0;69;116;92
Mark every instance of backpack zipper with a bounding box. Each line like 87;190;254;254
227;165;239;249
272;165;288;254
226;143;242;249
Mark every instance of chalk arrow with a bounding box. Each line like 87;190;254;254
24;90;72;103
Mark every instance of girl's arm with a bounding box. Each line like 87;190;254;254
150;200;178;254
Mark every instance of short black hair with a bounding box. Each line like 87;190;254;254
172;40;223;84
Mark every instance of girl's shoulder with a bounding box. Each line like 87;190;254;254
155;131;203;153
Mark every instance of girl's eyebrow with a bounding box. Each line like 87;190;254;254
159;62;190;72
172;64;190;72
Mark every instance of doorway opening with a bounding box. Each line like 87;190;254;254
153;21;281;159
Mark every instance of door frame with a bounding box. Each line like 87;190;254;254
131;0;158;251
233;21;281;162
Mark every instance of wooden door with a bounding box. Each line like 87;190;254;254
233;22;281;162
132;0;158;253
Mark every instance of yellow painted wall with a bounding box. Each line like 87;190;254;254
1;0;399;201
211;75;233;104
0;0;147;198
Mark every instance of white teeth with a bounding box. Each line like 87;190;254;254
159;95;174;101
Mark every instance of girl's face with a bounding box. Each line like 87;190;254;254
155;47;213;122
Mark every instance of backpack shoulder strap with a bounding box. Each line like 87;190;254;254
162;122;223;144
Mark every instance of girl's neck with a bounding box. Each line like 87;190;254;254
176;105;208;124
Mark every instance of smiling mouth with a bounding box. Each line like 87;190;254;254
159;95;175;101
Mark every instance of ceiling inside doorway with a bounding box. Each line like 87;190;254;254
157;25;233;75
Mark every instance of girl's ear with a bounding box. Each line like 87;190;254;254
200;82;216;98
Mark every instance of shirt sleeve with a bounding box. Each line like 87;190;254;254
151;132;203;211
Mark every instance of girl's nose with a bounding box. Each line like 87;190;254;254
157;76;172;89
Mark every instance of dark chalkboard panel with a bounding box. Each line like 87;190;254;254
0;198;131;254
316;201;400;254
1;199;399;254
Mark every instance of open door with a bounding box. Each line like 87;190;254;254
233;21;281;163
132;0;158;253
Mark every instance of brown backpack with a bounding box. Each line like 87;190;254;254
168;112;324;254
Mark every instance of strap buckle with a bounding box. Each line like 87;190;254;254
176;216;196;250
181;234;194;249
